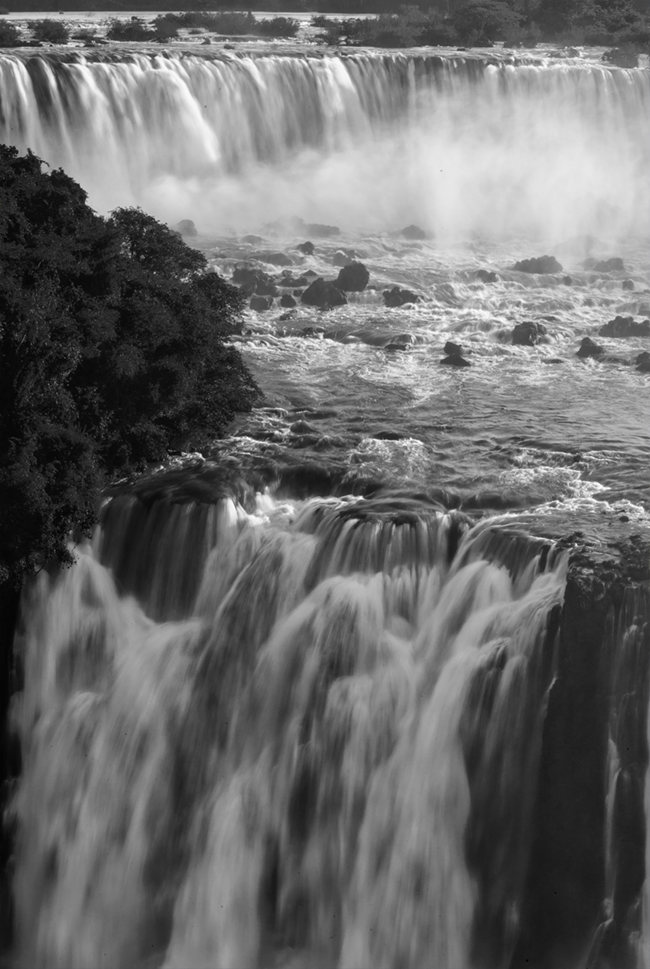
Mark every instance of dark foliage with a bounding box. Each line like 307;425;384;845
151;10;298;36
31;17;68;41
0;145;260;583
0;19;19;44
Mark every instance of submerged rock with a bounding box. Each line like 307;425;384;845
336;261;370;292
383;286;420;307
512;321;548;346
441;352;471;367
512;255;563;274
475;269;498;283
577;337;604;358
599;316;650;338
400;224;427;240
249;295;273;312
593;257;625;273
301;277;347;308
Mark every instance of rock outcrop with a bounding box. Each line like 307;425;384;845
512;321;548;346
577;337;604;358
301;278;347;308
383;286;420;307
512;255;563;274
336;261;370;292
599;316;650;338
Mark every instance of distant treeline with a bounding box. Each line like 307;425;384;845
1;0;649;49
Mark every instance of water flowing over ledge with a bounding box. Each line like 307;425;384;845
1;49;649;237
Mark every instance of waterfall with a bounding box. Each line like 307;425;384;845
1;50;649;237
9;493;566;969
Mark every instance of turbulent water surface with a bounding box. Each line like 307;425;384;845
2;44;650;969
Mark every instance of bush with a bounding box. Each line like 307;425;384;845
451;0;522;45
106;17;152;41
0;19;20;45
0;145;260;584
71;27;99;40
31;19;69;43
255;16;299;37
151;14;180;40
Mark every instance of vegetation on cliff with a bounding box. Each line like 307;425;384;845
0;145;260;583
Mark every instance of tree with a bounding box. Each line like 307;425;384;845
0;145;260;583
451;0;522;43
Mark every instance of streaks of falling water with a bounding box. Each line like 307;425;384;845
10;493;567;969
0;51;649;237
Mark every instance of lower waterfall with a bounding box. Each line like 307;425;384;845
10;494;566;969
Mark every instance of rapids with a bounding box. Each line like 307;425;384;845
1;44;650;969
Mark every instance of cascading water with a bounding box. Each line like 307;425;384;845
2;43;650;969
10;494;566;969
1;51;649;238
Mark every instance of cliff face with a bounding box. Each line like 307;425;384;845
513;541;650;969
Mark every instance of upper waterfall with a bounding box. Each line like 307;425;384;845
1;50;649;239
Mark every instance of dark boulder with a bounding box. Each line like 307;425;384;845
475;269;498;283
280;294;297;308
512;321;548;346
336;261;370;292
332;249;356;267
250;295;273;312
599;316;650;338
444;340;463;356
232;266;278;297
440;353;471;367
563;276;573;285
383;286;420;308
296;241;315;255
400;224;427;240
622;279;635;291
593;257;625;273
512;255;563;274
636;352;650;373
577;337;605;358
301;278;347;308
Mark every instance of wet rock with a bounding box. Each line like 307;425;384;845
622;279;635;291
249;295;273;312
242;234;264;244
444;340;463;355
332;249;356;267
301;277;347;308
512;255;563;274
512;321;548;346
232;266;278;297
261;251;294;267
278;310;297;322
290;420;317;434
296;241;315;255
599;316;650;338
593;257;625;273
302;325;325;337
374;430;405;440
384;343;411;352
383;286;420;308
577;336;605;358
475;269;498;283
636;351;650;373
400;224;427;240
603;47;638;67
280;294;297;308
172;219;198;237
440;352;471;367
201;37;211;44
336;261;370;292
278;272;310;288
563;276;573;285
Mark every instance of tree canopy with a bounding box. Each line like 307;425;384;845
0;145;260;583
